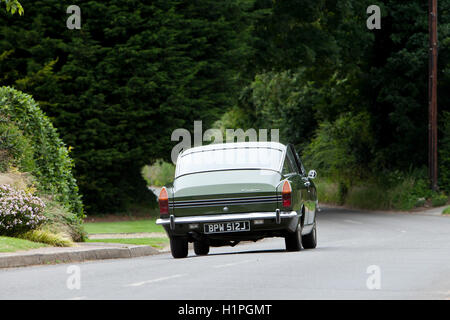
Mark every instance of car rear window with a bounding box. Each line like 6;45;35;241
175;147;284;177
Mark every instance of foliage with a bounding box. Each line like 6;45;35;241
142;160;175;187
40;198;86;242
364;1;429;169
313;178;341;205
225;70;317;145
0;170;85;241
431;194;448;207
0;184;46;235
0;0;23;15
248;0;373;72
0;116;34;172
0;86;83;218
316;172;446;211
443;207;450;215
303;112;375;181
19;229;73;247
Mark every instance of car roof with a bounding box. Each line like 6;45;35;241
179;141;287;157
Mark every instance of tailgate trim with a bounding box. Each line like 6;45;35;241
156;211;298;225
170;195;282;208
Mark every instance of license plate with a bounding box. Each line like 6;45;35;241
204;221;250;234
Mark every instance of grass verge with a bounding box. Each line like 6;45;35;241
83;219;164;234
0;236;47;252
443;207;450;215
86;237;168;249
315;175;448;211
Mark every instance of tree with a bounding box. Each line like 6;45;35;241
226;0;450;180
363;0;450;171
0;0;252;213
1;0;23;15
220;0;375;145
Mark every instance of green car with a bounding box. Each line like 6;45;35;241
156;142;318;258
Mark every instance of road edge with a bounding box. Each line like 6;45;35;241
0;244;162;269
319;203;448;216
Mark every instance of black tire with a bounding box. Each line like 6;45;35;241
285;223;303;251
170;237;188;258
193;240;210;256
302;221;317;249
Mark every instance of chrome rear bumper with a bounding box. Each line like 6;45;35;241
156;210;298;227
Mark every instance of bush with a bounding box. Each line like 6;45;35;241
316;170;445;211
40;199;86;242
431;194;448;207
0;116;35;172
142;160;175;187
0;86;83;218
303;111;375;182
0;184;46;235
314;178;341;205
19;229;73;247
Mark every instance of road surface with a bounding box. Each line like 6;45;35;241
1;207;449;300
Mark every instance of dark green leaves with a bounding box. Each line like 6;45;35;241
1;0;23;15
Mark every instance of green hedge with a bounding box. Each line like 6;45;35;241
0;117;34;172
0;86;83;218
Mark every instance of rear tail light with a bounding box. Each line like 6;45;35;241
282;180;292;208
159;187;169;217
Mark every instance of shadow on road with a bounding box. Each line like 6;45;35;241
191;246;333;258
207;248;286;257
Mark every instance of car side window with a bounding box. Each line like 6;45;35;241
294;150;306;176
282;158;294;175
282;148;298;176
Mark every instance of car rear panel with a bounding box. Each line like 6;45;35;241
171;170;282;217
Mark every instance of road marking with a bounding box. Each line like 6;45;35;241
344;219;363;225
213;260;252;269
66;296;87;300
125;274;187;287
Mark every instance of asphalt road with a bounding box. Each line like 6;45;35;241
1;207;449;300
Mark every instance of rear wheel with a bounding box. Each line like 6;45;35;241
194;240;210;256
285;223;303;251
170;237;188;258
302;221;317;249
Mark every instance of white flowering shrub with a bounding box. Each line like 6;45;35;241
0;184;46;235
